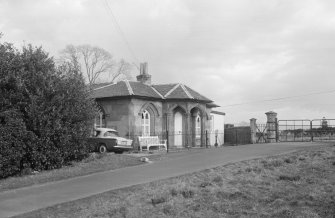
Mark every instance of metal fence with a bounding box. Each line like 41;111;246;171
277;120;312;142
277;119;335;142
123;131;225;152
311;119;335;141
101;118;335;151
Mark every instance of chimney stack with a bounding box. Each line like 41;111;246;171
137;62;151;85
140;62;148;75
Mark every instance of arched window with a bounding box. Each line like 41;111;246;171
94;112;105;128
195;115;201;137
141;110;150;136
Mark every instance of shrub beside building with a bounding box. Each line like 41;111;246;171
0;42;97;179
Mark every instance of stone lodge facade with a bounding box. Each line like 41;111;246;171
91;63;224;148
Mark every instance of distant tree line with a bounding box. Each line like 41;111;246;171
0;37;97;178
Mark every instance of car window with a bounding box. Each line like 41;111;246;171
95;131;101;137
104;131;118;137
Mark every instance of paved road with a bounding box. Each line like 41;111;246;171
0;142;324;217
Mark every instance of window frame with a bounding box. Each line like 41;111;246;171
141;110;150;136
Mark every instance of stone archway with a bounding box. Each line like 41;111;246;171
138;102;160;136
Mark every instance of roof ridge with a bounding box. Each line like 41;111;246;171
180;84;194;99
153;83;179;86
151;86;165;99
164;84;180;98
93;83;115;91
184;85;211;101
124;80;134;95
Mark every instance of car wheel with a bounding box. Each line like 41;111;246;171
98;144;107;153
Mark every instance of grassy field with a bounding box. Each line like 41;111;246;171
16;144;335;218
0;153;143;193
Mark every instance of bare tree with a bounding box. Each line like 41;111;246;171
59;44;132;86
78;45;114;86
110;59;133;82
59;45;81;72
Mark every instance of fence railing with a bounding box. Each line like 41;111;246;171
278;119;335;142
119;131;225;152
98;118;335;151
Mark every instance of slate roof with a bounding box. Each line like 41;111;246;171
92;82;130;98
151;84;175;96
92;80;213;103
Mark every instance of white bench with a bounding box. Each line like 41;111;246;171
138;136;167;151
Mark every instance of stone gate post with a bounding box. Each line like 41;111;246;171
250;118;257;144
265;111;277;143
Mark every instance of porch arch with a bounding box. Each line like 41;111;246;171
138;102;160;117
168;104;187;115
172;106;187;148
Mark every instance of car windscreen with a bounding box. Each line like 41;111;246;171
103;131;119;137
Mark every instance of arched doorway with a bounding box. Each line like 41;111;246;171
174;111;183;147
195;114;201;146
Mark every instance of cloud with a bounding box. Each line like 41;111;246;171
1;0;335;123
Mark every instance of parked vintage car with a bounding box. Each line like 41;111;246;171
88;128;133;153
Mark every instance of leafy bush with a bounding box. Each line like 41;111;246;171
0;40;97;178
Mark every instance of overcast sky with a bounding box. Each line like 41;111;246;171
1;0;335;124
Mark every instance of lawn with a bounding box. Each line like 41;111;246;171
16;144;335;218
0;153;144;193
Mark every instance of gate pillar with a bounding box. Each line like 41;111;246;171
265;111;277;143
250;118;257;144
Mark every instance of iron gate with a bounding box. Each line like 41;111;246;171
256;123;267;143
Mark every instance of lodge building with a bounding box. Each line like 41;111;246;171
91;63;225;148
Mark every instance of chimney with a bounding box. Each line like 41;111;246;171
136;62;151;85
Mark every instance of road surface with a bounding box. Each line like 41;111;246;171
0;142;324;217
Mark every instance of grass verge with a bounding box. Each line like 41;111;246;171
0;153;143;193
16;144;335;218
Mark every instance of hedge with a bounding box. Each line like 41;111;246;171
0;41;97;179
